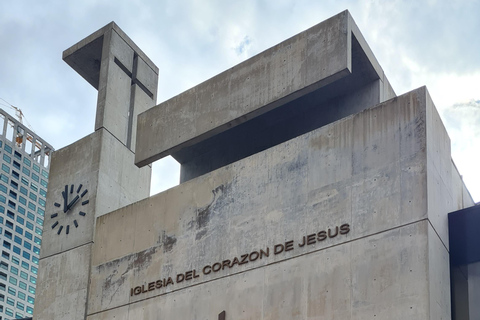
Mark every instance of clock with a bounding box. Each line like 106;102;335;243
51;184;89;235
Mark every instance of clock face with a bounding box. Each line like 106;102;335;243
51;184;89;235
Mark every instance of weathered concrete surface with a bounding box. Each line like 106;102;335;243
35;244;92;320
87;222;433;320
86;87;471;317
64;22;159;151
134;10;395;169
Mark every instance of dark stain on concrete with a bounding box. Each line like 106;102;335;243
163;234;177;253
194;182;232;230
97;246;159;305
195;228;208;240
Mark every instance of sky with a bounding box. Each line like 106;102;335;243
0;0;479;202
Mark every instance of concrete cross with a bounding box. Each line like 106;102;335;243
113;54;154;148
63;22;159;151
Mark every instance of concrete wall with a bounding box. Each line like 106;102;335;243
35;128;151;320
84;87;469;319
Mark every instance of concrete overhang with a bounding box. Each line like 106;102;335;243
135;11;393;178
63;21;159;90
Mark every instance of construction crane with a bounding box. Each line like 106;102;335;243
0;98;43;151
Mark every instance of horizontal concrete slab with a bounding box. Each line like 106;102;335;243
134;10;389;168
63;21;158;90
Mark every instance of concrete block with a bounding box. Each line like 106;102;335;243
135;10;387;168
428;222;451;320
34;244;92;320
96;129;151;217
97;60;132;144
109;29;135;72
350;221;429;319
135;56;158;98
41;132;101;258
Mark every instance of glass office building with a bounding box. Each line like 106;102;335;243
0;109;53;319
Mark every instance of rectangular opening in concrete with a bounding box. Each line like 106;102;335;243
174;35;381;182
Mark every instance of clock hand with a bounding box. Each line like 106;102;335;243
66;195;80;212
63;185;69;213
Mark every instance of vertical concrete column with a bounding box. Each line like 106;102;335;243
34;22;157;320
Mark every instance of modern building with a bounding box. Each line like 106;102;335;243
0;109;53;319
34;11;478;320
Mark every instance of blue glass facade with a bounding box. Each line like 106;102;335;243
0;110;53;320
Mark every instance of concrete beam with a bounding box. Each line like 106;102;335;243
134;10;392;170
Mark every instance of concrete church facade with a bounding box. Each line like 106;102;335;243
34;11;475;320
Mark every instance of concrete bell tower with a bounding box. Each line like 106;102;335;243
34;22;158;319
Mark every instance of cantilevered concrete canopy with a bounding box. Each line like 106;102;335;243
135;10;395;182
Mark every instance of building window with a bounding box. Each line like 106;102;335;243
3;154;11;164
9;190;17;199
14;236;21;245
10;266;18;275
12;161;20;170
18;205;25;215
0;183;7;193
3;240;11;249
28;193;37;202
27;212;35;221
5;307;14;316
25;221;33;231
30;266;37;274
6;297;14;306
27;202;35;211
40;179;48;188
30;183;38;192
20;271;28;280
16;215;24;225
23;241;31;250
8;200;15;209
4;144;12;154
9;276;17;285
10;180;18;190
17;291;25;300
23;157;31;167
19;281;27;290
22;167;30;176
31;173;39;182
4;230;12;239
15;226;23;235
12;170;19;180
1;164;9;174
14;151;21;160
